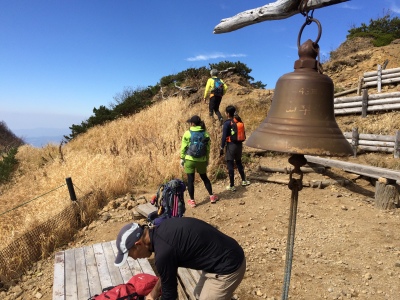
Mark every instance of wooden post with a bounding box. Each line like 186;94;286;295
66;177;77;201
382;59;389;70
395;130;400;159
375;180;399;209
357;76;363;95
377;64;382;93
351;127;359;157
361;89;368;118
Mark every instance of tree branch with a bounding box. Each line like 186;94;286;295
213;0;350;34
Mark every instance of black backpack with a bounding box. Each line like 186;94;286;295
148;179;186;226
212;78;224;97
186;130;209;158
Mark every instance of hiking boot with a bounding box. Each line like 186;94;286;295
226;186;236;192
210;194;219;204
187;199;197;208
241;180;251;186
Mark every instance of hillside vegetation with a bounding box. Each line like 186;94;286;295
1;35;400;246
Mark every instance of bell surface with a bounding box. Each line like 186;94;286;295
246;40;352;156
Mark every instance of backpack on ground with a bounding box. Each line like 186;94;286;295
228;117;246;143
186;130;209;158
88;273;158;300
212;78;224;97
148;179;186;226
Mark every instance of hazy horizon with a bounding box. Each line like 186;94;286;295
13;127;69;148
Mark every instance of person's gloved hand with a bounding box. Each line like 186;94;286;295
180;159;185;167
219;148;224;157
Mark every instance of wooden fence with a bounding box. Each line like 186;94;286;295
343;128;400;158
334;91;400;116
304;155;400;209
363;66;400;93
334;65;400;97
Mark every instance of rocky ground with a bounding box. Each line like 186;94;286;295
2;154;399;300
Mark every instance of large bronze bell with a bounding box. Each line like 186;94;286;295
246;39;352;156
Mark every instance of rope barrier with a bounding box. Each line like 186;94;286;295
72;183;83;193
0;183;67;217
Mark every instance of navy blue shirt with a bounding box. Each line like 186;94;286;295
220;119;232;149
149;217;244;300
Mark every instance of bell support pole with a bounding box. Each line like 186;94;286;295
282;154;305;299
246;10;352;300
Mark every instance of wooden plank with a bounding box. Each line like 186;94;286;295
187;269;201;283
177;267;197;300
127;256;144;275
136;203;157;217
83;245;102;297
64;249;78;300
92;243;113;289
177;281;189;300
138;258;156;276
305;155;400;184
102;241;124;286
74;247;90;300
53;251;65;300
343;132;395;142
364;67;400;77
110;240;134;282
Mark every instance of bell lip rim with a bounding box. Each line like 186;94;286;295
244;146;353;157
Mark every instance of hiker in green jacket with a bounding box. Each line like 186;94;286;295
180;115;219;207
204;69;228;125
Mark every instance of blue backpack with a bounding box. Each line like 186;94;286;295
212;78;224;97
186;130;209;158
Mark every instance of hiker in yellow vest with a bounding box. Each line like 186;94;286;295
203;69;228;125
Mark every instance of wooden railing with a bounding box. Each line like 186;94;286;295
343;128;400;158
334;91;400;116
304;155;400;209
363;66;400;93
334;65;400;97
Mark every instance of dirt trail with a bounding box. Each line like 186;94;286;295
3;155;399;300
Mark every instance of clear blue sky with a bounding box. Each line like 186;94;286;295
1;0;399;139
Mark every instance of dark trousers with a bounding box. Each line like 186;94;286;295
187;173;213;199
226;143;246;187
209;96;223;120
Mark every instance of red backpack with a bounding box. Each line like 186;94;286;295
89;273;158;300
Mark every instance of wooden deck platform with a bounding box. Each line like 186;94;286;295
52;240;155;300
53;204;202;299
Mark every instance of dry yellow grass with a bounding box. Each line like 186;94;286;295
0;91;271;247
1;49;399;248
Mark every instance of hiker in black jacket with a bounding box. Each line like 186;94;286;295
220;105;250;192
114;217;246;300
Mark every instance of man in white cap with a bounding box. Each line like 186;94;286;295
114;217;246;300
